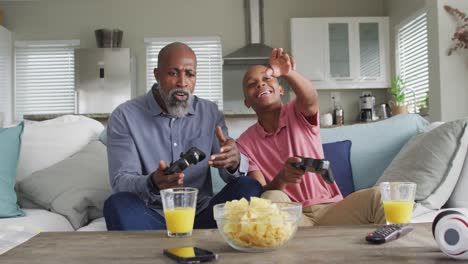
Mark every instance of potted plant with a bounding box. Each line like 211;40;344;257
388;76;408;115
418;92;429;116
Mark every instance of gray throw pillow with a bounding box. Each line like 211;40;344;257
447;152;468;208
17;141;111;229
377;118;468;210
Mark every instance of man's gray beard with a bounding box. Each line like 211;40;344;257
160;88;194;118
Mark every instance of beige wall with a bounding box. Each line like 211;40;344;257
428;0;468;121
1;0;388;123
383;0;426;77
384;0;468;122
426;0;443;121
264;0;385;52
1;0;245;96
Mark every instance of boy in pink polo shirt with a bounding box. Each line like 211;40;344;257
236;48;385;226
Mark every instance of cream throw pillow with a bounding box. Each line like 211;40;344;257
377;118;468;210
16;115;104;182
17;141;111;229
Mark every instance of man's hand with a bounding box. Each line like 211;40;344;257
278;157;305;185
151;160;184;190
266;48;296;78
208;126;240;172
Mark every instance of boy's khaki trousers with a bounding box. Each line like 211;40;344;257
262;187;386;226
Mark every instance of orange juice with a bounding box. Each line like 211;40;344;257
383;200;414;224
164;207;196;234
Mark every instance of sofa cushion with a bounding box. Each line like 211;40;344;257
76;217;107;231
0;209;74;232
377;118;468;210
0;122;25;218
321;114;429;191
99;128;107;145
323;140;354;197
446;128;468;208
17;141;112;229
16;115;104;182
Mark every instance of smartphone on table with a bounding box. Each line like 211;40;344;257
163;247;217;263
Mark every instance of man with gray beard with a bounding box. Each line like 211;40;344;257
103;42;263;230
159;86;194;118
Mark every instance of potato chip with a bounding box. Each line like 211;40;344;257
220;197;297;248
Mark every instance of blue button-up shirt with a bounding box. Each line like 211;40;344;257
107;84;247;214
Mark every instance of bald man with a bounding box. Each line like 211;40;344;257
103;42;262;230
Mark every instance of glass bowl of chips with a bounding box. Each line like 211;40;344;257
213;197;302;252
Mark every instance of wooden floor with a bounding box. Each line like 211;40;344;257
0;223;454;263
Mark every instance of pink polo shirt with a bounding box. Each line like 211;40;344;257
237;99;343;208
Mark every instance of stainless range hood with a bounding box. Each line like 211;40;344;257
223;0;273;65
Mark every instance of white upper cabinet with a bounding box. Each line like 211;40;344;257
291;17;390;89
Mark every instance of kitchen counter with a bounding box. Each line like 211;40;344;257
22;112;258;123
223;112;256;117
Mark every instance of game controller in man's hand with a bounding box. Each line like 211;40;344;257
165;147;206;175
291;156;335;184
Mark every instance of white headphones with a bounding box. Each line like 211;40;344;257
432;210;468;260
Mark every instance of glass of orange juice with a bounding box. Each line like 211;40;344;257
161;187;198;237
379;182;417;224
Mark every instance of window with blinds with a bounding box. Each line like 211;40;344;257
396;12;429;113
145;37;223;110
14;40;79;119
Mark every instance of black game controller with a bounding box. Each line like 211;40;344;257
291;156;335;184
165;147;206;175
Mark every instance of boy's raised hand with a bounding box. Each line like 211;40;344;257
266;48;296;78
208;126;240;172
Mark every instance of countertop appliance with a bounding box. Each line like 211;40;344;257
359;94;375;122
376;103;392;120
75;48;135;114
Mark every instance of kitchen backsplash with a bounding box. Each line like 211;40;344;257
315;89;389;125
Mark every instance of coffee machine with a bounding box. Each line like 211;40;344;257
359;94;375;122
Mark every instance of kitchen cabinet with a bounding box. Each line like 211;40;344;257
291;17;390;89
0;25;12;126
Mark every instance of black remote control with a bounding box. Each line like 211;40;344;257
365;224;413;244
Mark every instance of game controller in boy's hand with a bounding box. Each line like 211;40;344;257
291;157;335;184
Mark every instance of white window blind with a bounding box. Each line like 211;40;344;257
14;40;79;119
145;37;223;110
396;13;428;113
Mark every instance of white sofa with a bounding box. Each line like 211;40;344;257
2;114;468;234
2;115;111;232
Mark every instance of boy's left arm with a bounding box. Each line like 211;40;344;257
268;48;319;118
283;70;319;118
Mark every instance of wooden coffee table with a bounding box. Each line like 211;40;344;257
0;223;453;263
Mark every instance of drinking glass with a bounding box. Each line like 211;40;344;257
379;182;417;224
160;187;198;237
